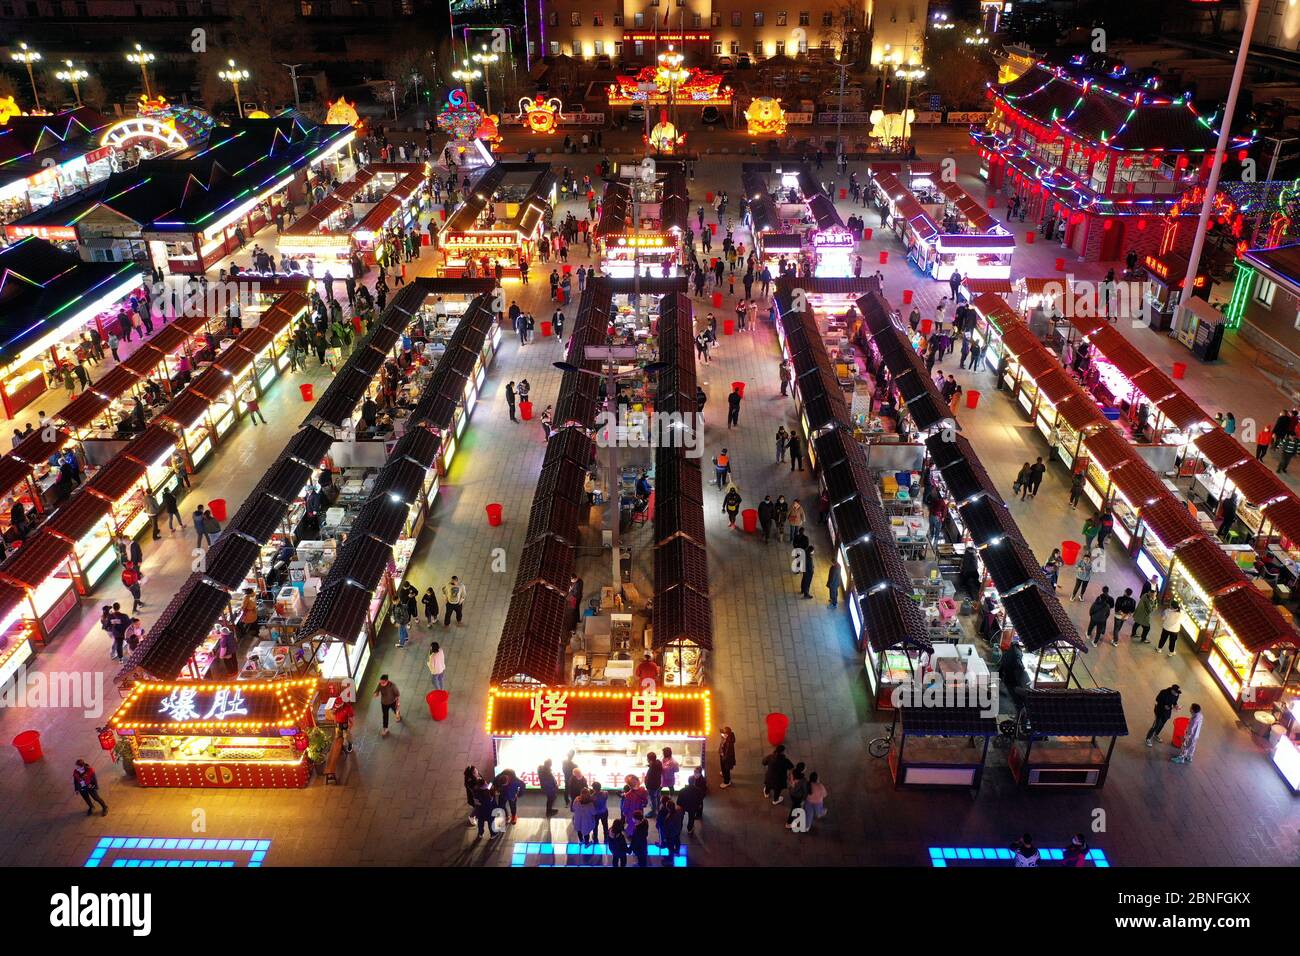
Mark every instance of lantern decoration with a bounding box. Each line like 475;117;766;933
517;95;563;134
325;97;362;129
475;111;501;148
97;727;117;751
437;88;486;141
744;96;787;136
647;109;685;154
0;95;20;125
137;93;170;114
608;65;732;107
293;732;309;753
246;109;271;119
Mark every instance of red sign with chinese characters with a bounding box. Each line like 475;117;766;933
4;224;78;243
487;687;711;737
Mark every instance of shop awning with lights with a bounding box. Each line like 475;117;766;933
109;678;318;735
486;687;712;737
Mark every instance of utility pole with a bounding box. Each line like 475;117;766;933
282;63;304;113
1176;0;1258;339
1253;134;1297;243
390;80;399;121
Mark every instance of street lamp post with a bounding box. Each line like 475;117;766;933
126;44;155;100
282;62;305;112
219;59;251;117
656;45;686;137
56;61;88;108
11;42;42;112
452;60;481;106
472;45;499;115
897;67;926;154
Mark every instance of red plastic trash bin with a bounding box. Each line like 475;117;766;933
710;223;717;234
839;187;847;200
723;318;735;335
765;712;789;746
1172;362;1187;380
520;400;534;421
1061;540;1081;565
427;690;449;721
742;508;758;533
12;730;41;764
706;191;715;203
878;251;889;264
1026;231;1036;245
987;196;998;209
486;503;503;526
902;289;913;304
863;228;873;240
299;383;314;402
1171;716;1191;748
439;207;447;221
540;320;553;337
965;389;981;409
920;318;933;336
421;232;430;246
731;381;746;397
557;289;565;304
712;292;723;308
1055;257;1065;272
562;264;572;275
208;498;228;522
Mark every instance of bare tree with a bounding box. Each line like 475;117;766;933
196;0;299;111
923;29;993;110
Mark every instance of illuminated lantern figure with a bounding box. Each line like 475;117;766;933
869;109;916;142
517;96;563;134
744;96;787;136
137;94;170;114
436;88;485;141
325;97;361;128
0;95;20;125
246;109;271;119
648;109;683;154
475;112;501;149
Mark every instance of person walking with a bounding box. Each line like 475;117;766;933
643;750;664;816
391;598;411;648
712;449;731;490
773;495;789;539
758;495;775;542
442;576;466;626
1111;587;1136;646
718;725;737;788
1070;550;1094;601
656;796;683;862
775;425;788;463
1086;587;1114;646
1013;461;1032;501
416;585;437;626
788;499;806;543
538;758;559;815
726;385;742;428
607;817;630;867
723;482;742;529
1279;432;1300;474
73;760;108;816
373;674;401;736
803;771;828;830
1011;834;1040;867
1256;425;1273;461
677;769;706;833
629;811;650;867
331;696;355;753
1157;600;1184;656
1068;470;1085;509
1171;703;1203;764
162;488;184;532
784;762;808;830
505;381;517;422
1027;457;1046;498
827;559;842;608
1095;507;1115;549
121;560;143;612
778;360;791;397
1131;588;1157;643
426;641;446;689
1145;683;1181;746
762;743;794;804
1081;515;1099;552
571;789;598;847
788;432;804;471
500;770;524;825
591;781;610;841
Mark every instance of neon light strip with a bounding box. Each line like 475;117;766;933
928;846;1110;867
85;836;271;867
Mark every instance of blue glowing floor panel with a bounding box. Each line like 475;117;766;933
510;843;688;867
85;837;271;868
928;846;1110;867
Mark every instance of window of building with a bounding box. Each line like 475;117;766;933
614;10;623;24
731;10;740;25
593;12;603;25
650;0;659;5
615;40;624;56
548;10;557;25
775;40;785;54
595;40;604;54
730;40;739;53
841;11;852;24
753;39;764;54
677;0;686;6
754;11;765;25
571;41;581;55
798;10;808;24
571;11;580;25
822;11;832;25
300;0;313;12
776;11;786;24
635;11;644;25
713;40;722;54
635;40;645;56
797;36;806;52
1258;277;1278;308
711;11;721;25
692;12;701;26
550;40;560;54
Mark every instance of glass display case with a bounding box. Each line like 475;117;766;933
1169;563;1212;640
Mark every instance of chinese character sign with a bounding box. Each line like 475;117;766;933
628;692;666;732
529;691;570;731
158;688;201;722
158;687;250;723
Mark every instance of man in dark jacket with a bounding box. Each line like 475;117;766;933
762;744;794;804
726;385;742;428
643;751;664;816
1112;587;1137;646
676;771;706;833
757;495;775;542
1086;587;1114;646
1146;684;1181;746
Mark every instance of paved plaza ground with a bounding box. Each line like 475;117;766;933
0;133;1297;868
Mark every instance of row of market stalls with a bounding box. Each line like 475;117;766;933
438;162;556;280
107;278;502;788
277;163;429;279
744;162;854;279
8;116;355;276
486;277;715;793
867;162;1015;282
0;291;310;690
594;161;689;278
965;292;1299;716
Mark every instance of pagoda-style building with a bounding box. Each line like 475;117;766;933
972;60;1255;262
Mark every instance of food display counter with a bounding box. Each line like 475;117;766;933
882;705;998;792
486;687;711;790
0;533;80;644
1008;689;1128;789
1202;584;1295;711
0;583;36;689
108;678;320;789
45;491;118;592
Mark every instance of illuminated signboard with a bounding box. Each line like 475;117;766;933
1143;254;1207;289
622;32;711;42
614;235;670;248
4;224;78;242
443;231;521;248
486;687;712;737
812;227;854;249
109;678;318;734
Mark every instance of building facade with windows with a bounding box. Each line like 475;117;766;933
530;1;872;64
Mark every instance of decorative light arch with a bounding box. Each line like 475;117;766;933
99;115;189;153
